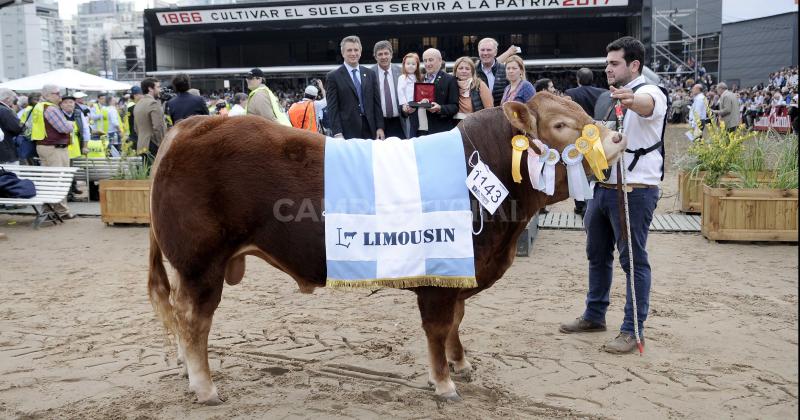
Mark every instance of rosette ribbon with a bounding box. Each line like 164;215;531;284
511;135;529;183
541;147;560;196
527;139;546;191
561;144;594;201
574;124;608;181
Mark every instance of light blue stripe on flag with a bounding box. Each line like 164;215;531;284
425;257;476;277
324;137;375;215
414;128;471;213
327;260;378;280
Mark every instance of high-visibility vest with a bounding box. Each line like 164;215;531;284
31;101;55;141
288;100;318;132
19;106;33;136
68;119;82;159
92;104;109;133
86;138;107;158
246;86;291;126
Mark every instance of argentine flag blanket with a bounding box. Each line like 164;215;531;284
324;128;477;289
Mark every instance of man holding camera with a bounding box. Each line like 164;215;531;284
134;78;167;159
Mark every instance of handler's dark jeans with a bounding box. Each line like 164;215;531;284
582;184;658;338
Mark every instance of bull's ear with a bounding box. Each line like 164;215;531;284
502;101;538;138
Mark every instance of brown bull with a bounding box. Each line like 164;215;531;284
147;92;626;404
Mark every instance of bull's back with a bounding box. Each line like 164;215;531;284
151;116;327;282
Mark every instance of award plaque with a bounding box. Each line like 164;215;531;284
409;82;435;108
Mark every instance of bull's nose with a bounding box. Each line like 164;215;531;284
612;133;623;144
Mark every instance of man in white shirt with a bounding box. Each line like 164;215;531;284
475;38;509;106
688;83;708;137
559;36;667;355
371;40;404;138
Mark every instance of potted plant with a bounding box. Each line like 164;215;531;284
701;132;798;242
679;117;760;213
99;144;153;225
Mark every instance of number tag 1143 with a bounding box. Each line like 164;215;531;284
465;160;509;215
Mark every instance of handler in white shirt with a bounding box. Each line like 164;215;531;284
559;36;667;355
688;83;708;135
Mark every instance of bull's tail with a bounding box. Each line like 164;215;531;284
148;228;176;337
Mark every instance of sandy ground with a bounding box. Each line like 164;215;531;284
1;126;797;419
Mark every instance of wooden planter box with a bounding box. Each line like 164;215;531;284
679;171;775;214
701;185;798;242
99;179;151;224
678;171;706;213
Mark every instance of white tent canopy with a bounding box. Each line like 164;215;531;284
0;68;132;92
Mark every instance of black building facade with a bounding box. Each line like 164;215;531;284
144;0;652;73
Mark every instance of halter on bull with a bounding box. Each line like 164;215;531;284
147;92;626;404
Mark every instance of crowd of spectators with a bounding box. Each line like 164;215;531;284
662;66;798;131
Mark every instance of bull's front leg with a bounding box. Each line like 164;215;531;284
417;287;460;401
446;299;472;377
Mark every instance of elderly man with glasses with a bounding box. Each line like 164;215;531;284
30;83;76;218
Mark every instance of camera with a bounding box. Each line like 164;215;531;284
158;86;176;102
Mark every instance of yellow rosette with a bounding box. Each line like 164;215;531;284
510;135;529;183
574;124;608;181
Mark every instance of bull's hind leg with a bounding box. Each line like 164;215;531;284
417;287;460;401
173;267;225;405
446;299;472;376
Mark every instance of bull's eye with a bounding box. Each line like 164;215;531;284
554;122;567;130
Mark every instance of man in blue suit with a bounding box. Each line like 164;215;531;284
325;35;385;140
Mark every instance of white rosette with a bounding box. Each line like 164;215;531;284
542;147;560;196
527;139;546;191
561;144;593;201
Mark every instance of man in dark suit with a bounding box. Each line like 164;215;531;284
565;68;608;117
371;40;405;138
566;68;608;217
325;35;385;140
421;48;459;134
165;73;209;124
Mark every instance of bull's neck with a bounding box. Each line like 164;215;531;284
458;111;547;226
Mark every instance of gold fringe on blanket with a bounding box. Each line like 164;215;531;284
326;276;478;290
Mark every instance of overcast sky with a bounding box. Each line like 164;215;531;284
57;0;799;22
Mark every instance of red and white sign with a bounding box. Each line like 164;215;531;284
754;106;791;133
156;0;629;26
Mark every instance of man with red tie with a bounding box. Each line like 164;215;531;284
371;40;405;139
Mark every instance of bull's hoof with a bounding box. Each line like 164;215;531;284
436;391;462;402
197;394;224;406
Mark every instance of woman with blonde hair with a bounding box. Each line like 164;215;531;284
397;52;425;137
452;56;494;120
501;55;535;104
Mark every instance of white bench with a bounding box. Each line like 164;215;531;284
0;165;80;228
70;157;143;201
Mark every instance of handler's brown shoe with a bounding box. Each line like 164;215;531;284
601;332;644;354
559;317;606;333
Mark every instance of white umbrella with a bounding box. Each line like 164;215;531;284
0;68;132;92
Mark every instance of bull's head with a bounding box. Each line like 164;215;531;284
501;92;627;177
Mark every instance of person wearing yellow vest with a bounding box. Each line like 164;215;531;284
244;68;291;126
288;83;327;133
32;84;75;218
60;95;88;199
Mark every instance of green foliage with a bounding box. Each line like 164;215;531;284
770;134;799;189
111;141;153;180
687;113;757;187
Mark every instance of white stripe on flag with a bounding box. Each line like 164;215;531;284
372;138;426;278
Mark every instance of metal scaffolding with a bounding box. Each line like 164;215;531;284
652;3;721;83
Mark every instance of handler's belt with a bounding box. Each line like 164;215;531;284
597;182;657;192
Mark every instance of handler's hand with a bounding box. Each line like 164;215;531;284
430;102;441;113
609;86;635;109
376;128;386;140
402;104;415;114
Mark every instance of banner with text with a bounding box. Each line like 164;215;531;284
156;0;630;26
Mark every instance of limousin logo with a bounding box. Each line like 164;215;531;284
336;227;457;248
